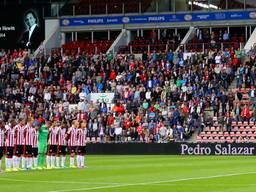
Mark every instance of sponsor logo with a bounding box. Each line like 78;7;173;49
249;12;256;19
62;19;70;26
88;19;103;24
74;20;85;24
148;16;165;22
184;14;192;21
214;13;226;20
230;14;243;18
196;14;210;20
122;17;130;23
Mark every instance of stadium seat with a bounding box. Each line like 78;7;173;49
230;132;235;137
239;126;245;132
250;121;255;126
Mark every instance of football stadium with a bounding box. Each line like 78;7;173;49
0;0;256;191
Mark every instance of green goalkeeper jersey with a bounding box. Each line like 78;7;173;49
39;124;48;143
38;123;48;154
38;123;48;167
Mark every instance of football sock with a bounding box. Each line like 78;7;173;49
28;158;32;169
70;156;74;167
33;157;38;167
81;156;85;167
51;156;55;168
46;156;51;168
22;157;26;169
56;156;60;167
76;155;80;167
61;156;66;167
17;157;21;169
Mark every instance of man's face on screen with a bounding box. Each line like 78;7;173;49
25;13;36;28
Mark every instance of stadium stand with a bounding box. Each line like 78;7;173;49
61;40;113;55
0;0;255;145
1;38;254;144
184;28;245;52
197;46;256;143
60;0;152;15
119;30;184;54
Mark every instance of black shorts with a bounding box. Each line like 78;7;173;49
58;146;67;156
5;146;14;158
48;145;57;154
77;146;86;155
32;148;38;157
24;145;33;156
69;146;76;154
0;146;4;159
14;145;24;156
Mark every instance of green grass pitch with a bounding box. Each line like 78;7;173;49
1;155;256;192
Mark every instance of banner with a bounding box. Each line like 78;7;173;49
87;93;115;104
180;143;255;155
0;5;47;50
86;143;256;155
60;10;256;27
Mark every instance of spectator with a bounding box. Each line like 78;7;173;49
241;104;250;122
223;30;230;41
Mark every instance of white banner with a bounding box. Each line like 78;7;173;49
87;93;115;104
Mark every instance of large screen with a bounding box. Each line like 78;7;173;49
0;5;45;51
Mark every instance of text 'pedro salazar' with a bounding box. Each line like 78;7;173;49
181;144;255;155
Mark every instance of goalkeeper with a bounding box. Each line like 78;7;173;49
38;120;49;169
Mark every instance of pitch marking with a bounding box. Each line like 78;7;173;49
0;177;124;185
49;171;256;192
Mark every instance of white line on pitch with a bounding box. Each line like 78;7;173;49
0;177;125;185
150;183;256;186
48;171;256;192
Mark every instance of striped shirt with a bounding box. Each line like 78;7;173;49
31;128;38;148
24;124;34;146
58;128;67;146
14;124;25;145
48;127;59;145
77;128;87;146
5;125;15;147
67;127;77;146
0;128;5;147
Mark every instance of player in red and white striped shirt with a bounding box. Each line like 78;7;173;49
31;123;39;169
22;118;34;170
57;121;68;168
0;121;5;172
76;121;87;168
13;119;25;170
46;121;59;169
5;120;16;171
67;120;78;168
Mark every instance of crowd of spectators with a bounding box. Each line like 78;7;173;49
188;28;244;52
0;38;254;143
196;29;231;43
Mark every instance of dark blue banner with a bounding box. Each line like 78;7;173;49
60;10;256;27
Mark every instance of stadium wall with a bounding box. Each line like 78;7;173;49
87;143;256;155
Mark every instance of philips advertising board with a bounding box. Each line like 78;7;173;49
60;10;256;27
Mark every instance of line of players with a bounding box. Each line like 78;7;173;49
0;118;87;172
